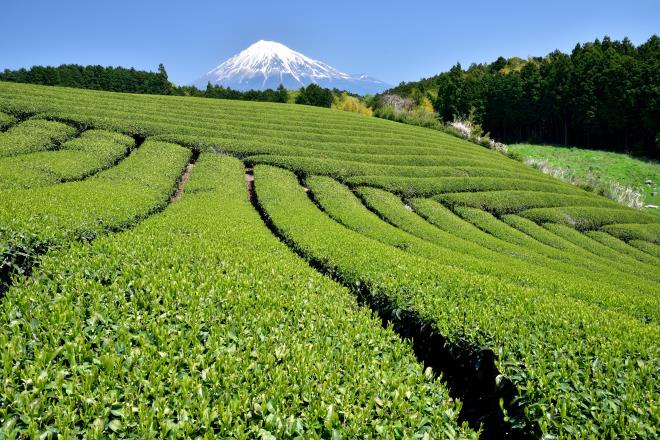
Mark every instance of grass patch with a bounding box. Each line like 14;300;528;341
509;143;660;213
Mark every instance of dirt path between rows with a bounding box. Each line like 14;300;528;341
245;167;255;202
171;161;195;202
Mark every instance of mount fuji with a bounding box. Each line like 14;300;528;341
192;40;390;95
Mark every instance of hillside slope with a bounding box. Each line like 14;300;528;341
0;82;658;439
509;143;660;213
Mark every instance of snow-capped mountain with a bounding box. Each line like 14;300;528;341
192;40;390;95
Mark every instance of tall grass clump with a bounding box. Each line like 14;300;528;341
525;158;644;208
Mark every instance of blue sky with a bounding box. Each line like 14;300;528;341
1;0;658;86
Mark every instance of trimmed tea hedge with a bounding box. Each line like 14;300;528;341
0;129;134;189
0;118;77;157
255;164;660;439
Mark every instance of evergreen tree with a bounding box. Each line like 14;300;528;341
276;84;289;103
391;35;659;158
295;84;333;107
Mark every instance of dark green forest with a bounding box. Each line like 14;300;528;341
387;35;659;158
0;64;173;95
0;64;290;103
178;83;289;103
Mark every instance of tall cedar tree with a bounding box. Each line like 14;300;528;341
388;35;659;158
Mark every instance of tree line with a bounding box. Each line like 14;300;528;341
388;35;659;158
0;64;342;107
0;64;173;95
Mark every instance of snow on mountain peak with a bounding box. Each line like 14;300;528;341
192;40;389;95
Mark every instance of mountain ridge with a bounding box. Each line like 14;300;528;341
192;40;389;95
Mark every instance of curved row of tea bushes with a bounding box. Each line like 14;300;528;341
309;177;657;322
0;82;482;151
355;186;660;322
0;118;77;157
585;231;660;265
543;223;659;278
247;155;553;181
345;176;585;197
0;155;473;439
436;190;619;215
166;133;538;172
409;198;660;302
600;222;660;243
0;140;190;289
629;240;660;259
454;207;658;296
501;216;659;284
0;129;134;189
519;206;660;231
0;82;570;188
1;81;658;439
254;164;660;439
308;175;541;284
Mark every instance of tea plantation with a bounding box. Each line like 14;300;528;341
0;82;657;439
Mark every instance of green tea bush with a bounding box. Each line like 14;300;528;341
601;223;660;243
255;165;660;439
436;190;618;215
0;140;189;289
519;206;660;230
544;223;659;279
1;81;658;438
585;230;660;265
0;155;474;438
455;206;658;296
0;118;76;157
629;239;660;258
248;154;538;181
345;176;583;197
0;129;133;189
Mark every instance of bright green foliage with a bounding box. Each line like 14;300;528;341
0;155;473;439
358;186;659;319
0;110;13;130
247;149;537;170
0;129;133;189
601;223;660;243
0;140;189;287
1;82;659;439
436;190;619;215
0;118;76;157
454;207;658;298
543;223;659;280
309;175;541;284
255;164;660;439
312;178;658;321
0;139;188;244
519;206;660;230
346;176;583;197
248;154;548;181
629;240;660;258
500;216;659;284
410;198;659;320
585;230;660;266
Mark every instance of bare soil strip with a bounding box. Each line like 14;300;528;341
245;167;255;202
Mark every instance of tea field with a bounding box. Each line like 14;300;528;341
0;82;658;439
